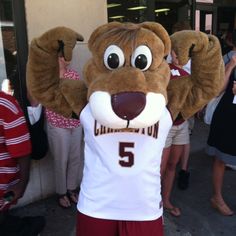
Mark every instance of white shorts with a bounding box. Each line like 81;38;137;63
165;120;190;148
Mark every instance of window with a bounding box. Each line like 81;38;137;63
0;0;28;107
197;0;213;3
107;0;192;34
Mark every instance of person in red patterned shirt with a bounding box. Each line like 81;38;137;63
0;91;45;235
45;56;83;208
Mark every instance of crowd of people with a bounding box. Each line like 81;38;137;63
0;51;84;235
0;21;236;236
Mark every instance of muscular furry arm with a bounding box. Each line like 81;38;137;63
26;26;87;118
168;30;225;119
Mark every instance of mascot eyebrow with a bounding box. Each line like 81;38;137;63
93;25;141;51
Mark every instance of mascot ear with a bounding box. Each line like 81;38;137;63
140;22;171;56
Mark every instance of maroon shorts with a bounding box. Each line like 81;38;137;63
76;211;163;236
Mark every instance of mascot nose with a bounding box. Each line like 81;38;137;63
111;92;146;120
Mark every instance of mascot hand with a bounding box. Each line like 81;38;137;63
169;30;225;119
26;26;86;118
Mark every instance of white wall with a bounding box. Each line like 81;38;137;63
25;0;107;42
16;0;107;208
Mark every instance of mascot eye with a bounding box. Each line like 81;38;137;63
131;45;152;71
104;45;125;70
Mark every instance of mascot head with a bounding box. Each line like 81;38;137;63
83;22;171;129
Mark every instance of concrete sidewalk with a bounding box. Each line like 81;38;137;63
163;119;236;236
12;119;236;236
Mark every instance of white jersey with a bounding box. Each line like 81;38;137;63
77;104;172;221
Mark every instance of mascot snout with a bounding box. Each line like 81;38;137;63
111;91;146;121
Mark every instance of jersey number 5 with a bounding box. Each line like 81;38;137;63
119;142;134;167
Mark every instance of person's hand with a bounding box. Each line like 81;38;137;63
0;182;26;210
195;107;206;121
58;57;71;78
232;81;236;95
5;181;27;202
27;91;39;107
229;54;236;68
231;54;236;95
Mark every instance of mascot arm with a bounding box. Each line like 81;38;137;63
167;76;191;120
60;79;88;116
26;26;87;118
169;30;224;119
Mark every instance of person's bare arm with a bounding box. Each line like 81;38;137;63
222;54;236;93
6;156;30;201
27;91;39;107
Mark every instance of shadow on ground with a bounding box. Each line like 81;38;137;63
164;120;236;236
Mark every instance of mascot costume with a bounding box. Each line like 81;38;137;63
26;22;224;236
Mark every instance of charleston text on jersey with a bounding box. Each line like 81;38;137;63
94;120;159;139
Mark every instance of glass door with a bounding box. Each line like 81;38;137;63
0;0;17;94
107;0;192;34
0;0;28;107
195;9;213;33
